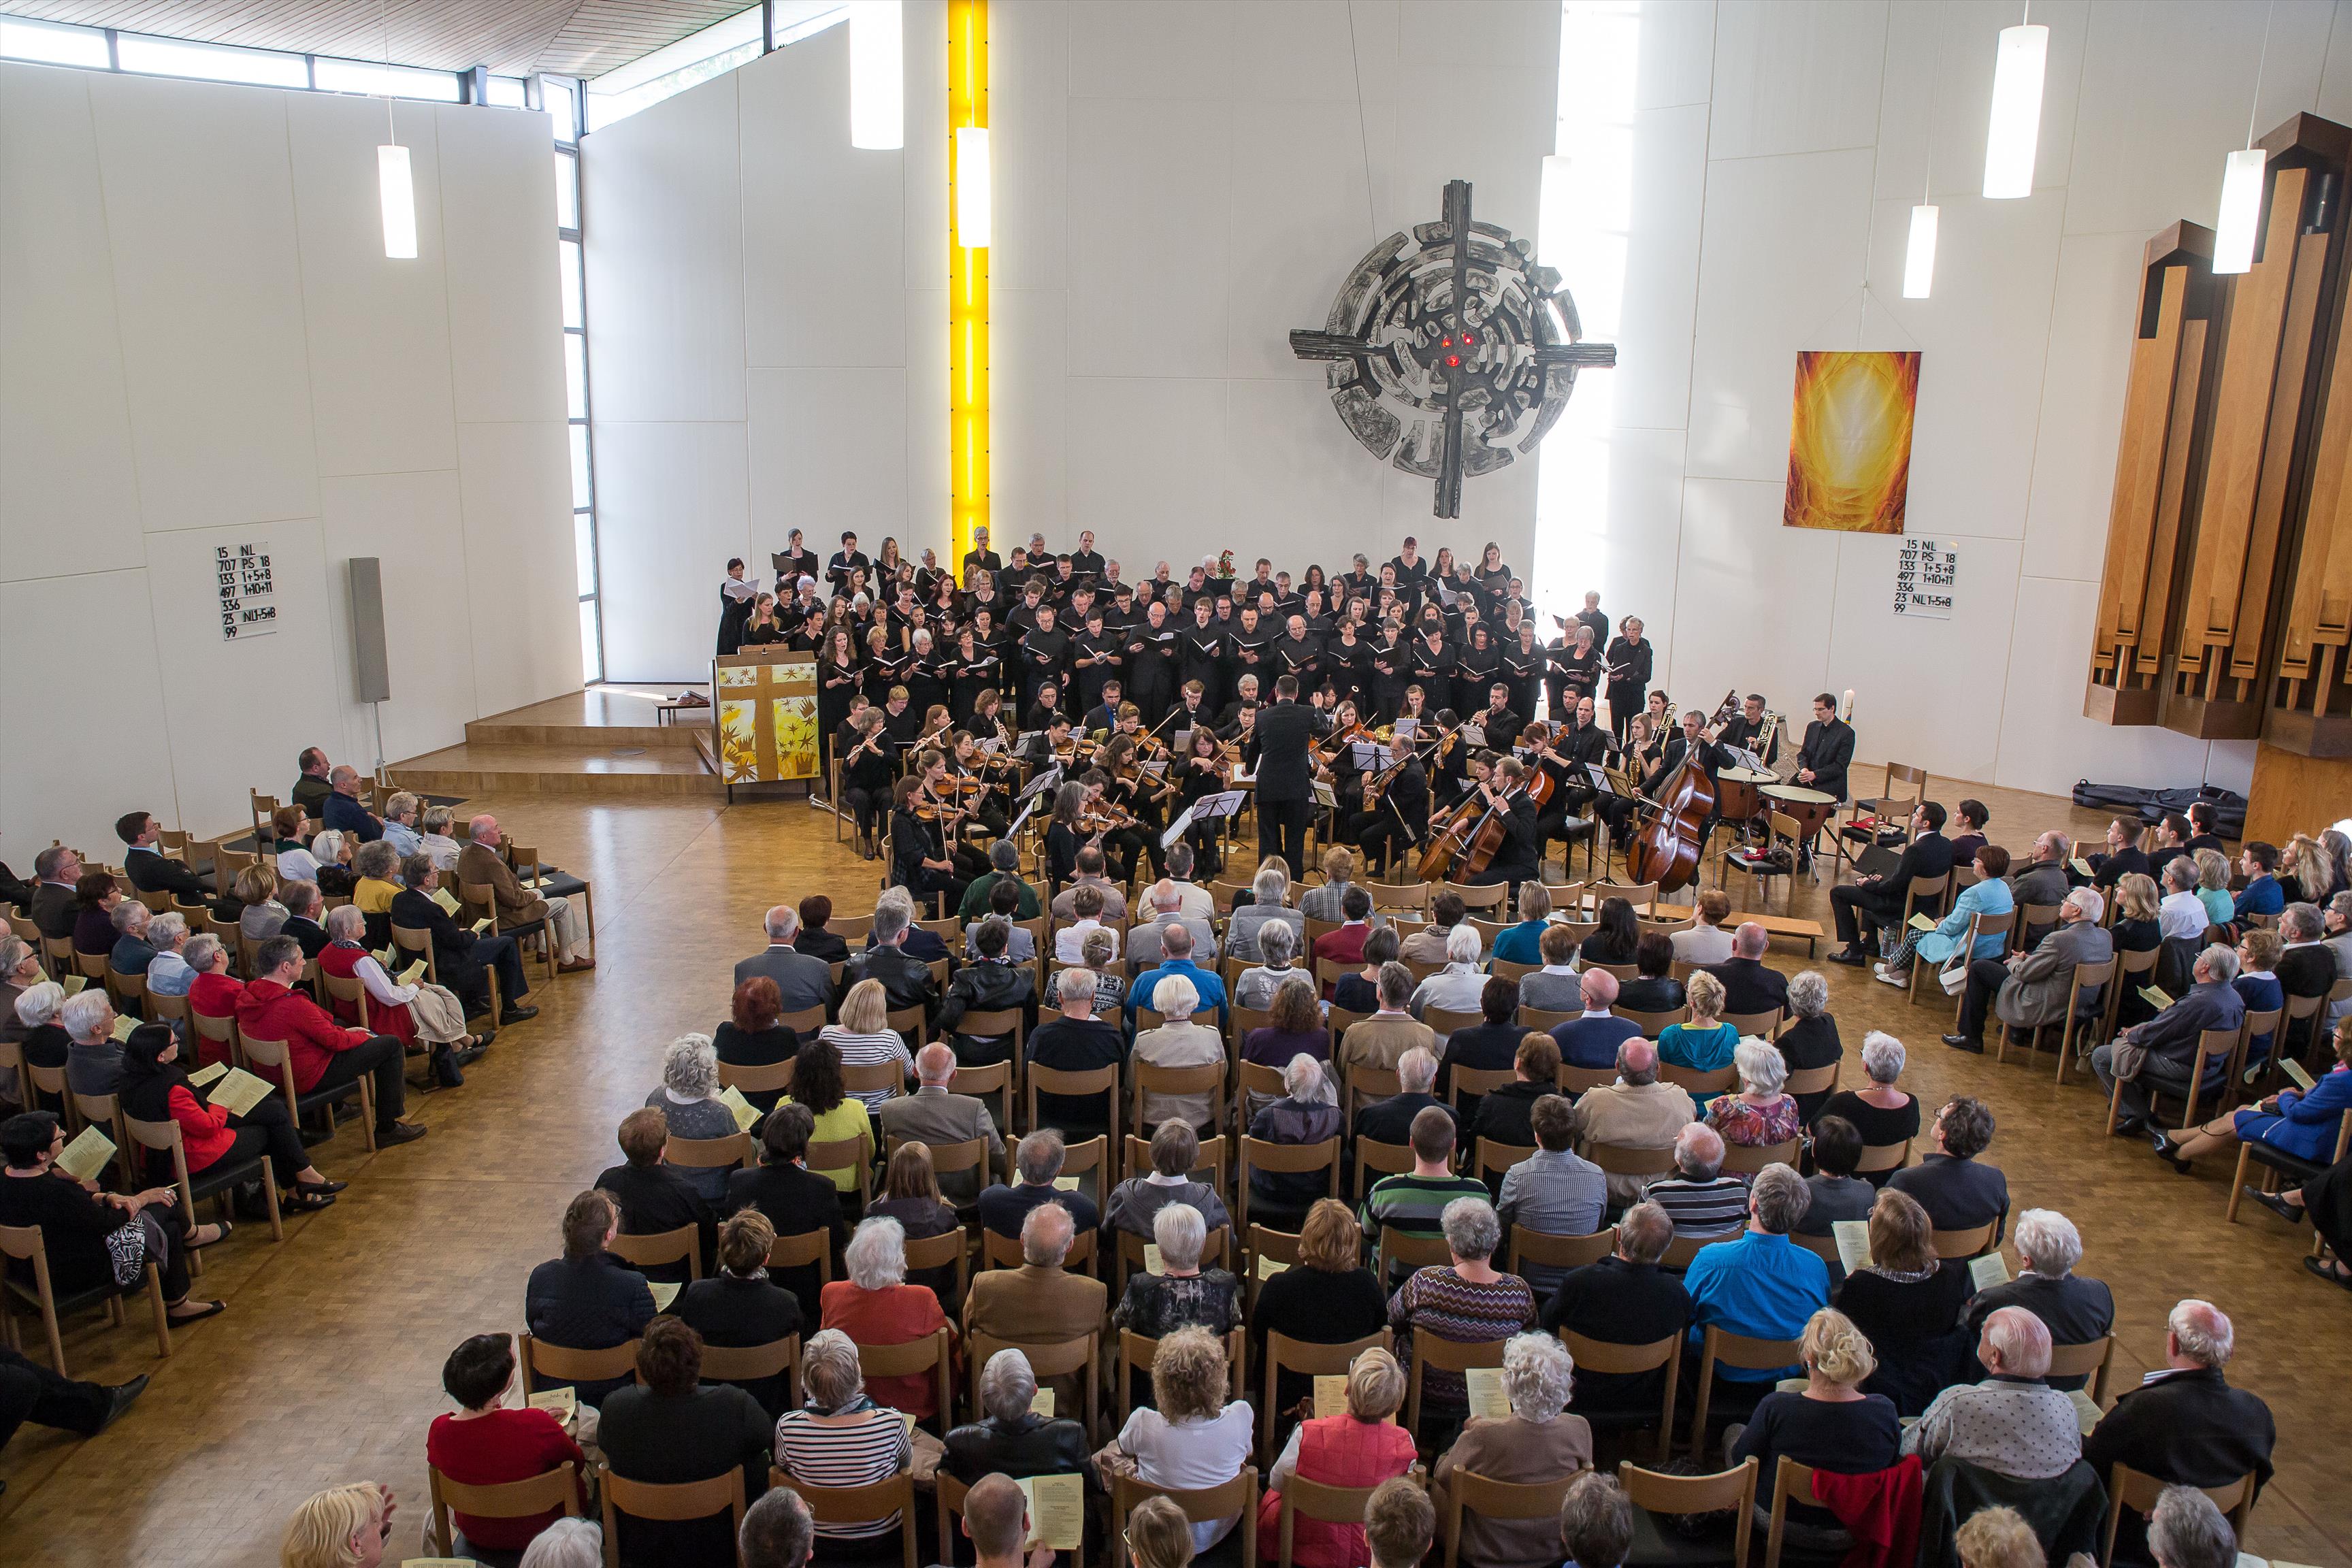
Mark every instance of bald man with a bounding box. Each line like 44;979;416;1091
457;814;592;972
321;764;383;843
875;1043;1002;1202
1702;923;1788;1017
2083;1299;2275;1563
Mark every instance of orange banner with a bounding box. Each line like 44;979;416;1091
1782;350;1919;534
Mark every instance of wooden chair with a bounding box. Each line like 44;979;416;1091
1761;1456;1830;1568
968;1328;1100;1444
1118;1325;1246;1422
2227;1107;2352;1231
1517;1006;1577;1034
1784;1060;1838;1100
1562;1330;1682;1464
607;1223;701;1281
1366;883;1429;914
69;1091;135;1188
767;1229;836;1289
2045;1334;2117;1405
857;1326;957;1435
716;1057;795;1101
1689;1326;1802;1452
517;1333;640;1396
600;1467;749;1568
1111;1468;1260;1568
1447;1064;1517;1111
978;1224;1100;1276
1026;1063;1120;1154
889;1134;992;1217
1836;764;1925;878
1855;1139;1912;1176
2014;902;2065;955
1659;1062;1735;1098
0;1222;172;1375
1473;1137;1536;1188
1618;1456;1757;1563
1489;958;1540;983
1908;909;2012;1011
2100;1463;2257;1567
1353;1134;1416;1199
1403;1333;1509;1438
1237;1136;1339;1234
883;1006;930;1049
1582;1141;1676;1189
2102;1026;2238;1134
700;1333;802;1409
1557;1062;1618;1096
1132;1058;1226;1139
2006;955;2110;1081
1930;1222;1997;1260
1719;1138;1801;1176
1721;1009;1782;1041
1341;1060;1403;1124
1507;1227;1616;1279
2225;1004;2285;1104
666;1131;754;1180
806;1134;875;1207
1277;1467;1430;1568
1613;1006;1685;1038
2101;945;2162;1043
1440;1468;1578;1568
843;1060;909;1105
1123;1131;1229;1190
237;1031;376;1153
428;1460;583;1556
24;1062;74;1132
1258;1329;1393;1464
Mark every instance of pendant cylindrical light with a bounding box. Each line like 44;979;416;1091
956;126;991;248
1982;22;2048;198
851;0;904;150
378;144;416;259
1902;203;1939;298
2214;147;2268;274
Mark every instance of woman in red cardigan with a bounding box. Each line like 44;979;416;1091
425;1333;588;1556
184;935;244;1069
818;1215;960;1424
115;1024;344;1211
1257;1345;1418;1565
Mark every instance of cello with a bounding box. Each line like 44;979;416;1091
1416;762;1554;883
1624;689;1739;893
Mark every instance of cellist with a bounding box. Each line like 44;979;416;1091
1463;756;1543;896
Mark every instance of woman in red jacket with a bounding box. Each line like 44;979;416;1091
425;1333;588;1556
115;1024;344;1211
184;935;244;1069
1256;1345;1418;1565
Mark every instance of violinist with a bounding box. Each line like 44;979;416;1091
1348;739;1428;877
1098;734;1169;881
946;732;1011;839
1462;755;1542;895
1039;714;1081;767
890;773;970;912
1175;726;1233;877
913;750;994;882
1603;617;1653;746
1075;772;1144;885
1316;698;1369;820
1471;682;1523;752
838;708;895;860
1426;709;1471;811
1043;782;1089;887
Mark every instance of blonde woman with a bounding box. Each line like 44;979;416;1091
1729;1309;1900;1550
2193;849;2236;930
818;977;915;1111
1258;1345;1418;1565
2283;834;2338;905
280;1482;396;1568
1102;1326;1256;1555
1126;1497;1196;1568
1659;969;1737;1107
236;863;289;942
1433;1333;1592;1568
1955;1507;2047;1568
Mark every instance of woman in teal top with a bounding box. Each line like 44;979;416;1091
1489;883;1554;966
2194;849;2237;928
1874;845;2014;985
1659;970;1742;1109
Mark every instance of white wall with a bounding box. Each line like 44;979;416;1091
0;61;579;855
584;12;949;685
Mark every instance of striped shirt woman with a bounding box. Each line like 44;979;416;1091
819;978;915;1111
774;1330;913;1539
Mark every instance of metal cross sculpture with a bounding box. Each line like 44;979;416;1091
1291;179;1616;519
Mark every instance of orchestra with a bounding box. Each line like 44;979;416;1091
729;534;1859;896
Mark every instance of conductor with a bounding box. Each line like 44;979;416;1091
1247;674;1327;872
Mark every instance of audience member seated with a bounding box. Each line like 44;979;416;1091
236;936;425;1145
597;1318;772;1568
1727;1308;1901;1554
1829;1188;1971;1414
595;1107;717;1283
1705;1040;1800;1148
1106;1121;1229;1244
1671;889;1737;966
1902;1307;2079;1480
1439;976;1529;1110
1777;971;1842;1124
793;895;852;965
1362;1106;1488;1263
1386;1196;1536;1429
71;870;122;958
675;1209;802;1417
308;832;359;900
1579;898;1639;968
1298;847;1359;924
1400;894;1467;965
1431;1333;1590;1568
1874;843;2014;986
1125;881;1215;973
1703;923;1789;1017
1682;1164;1828;1389
115;811;221;916
1353;1045;1457;1147
867;1141;962;1304
977;1129;1102;1239
1233;918;1306;1011
1332;927;1399;1013
2144;1487;2241;1568
1550;968;1639;1070
426;1333;589;1560
318;904;480;1084
958;838;1040;924
108;900;156;983
783;1037;879;1200
380;792;423;859
322;766;385;844
1618;932;1686;1014
1658;971;1740;1108
62;991;126;1097
389;853;536;1025
1104;1325;1256;1556
2277;902;2340;1055
2092;943;2247;1139
770;1328;915;1553
1245;1054;1343;1224
1642;1124;1749;1239
0;1109;221;1327
877;1043;1002;1207
1049;849;1128;922
640;1035;740;1204
1054;883;1117;965
277;881;331;960
1227;862;1304;963
736;905;833;1017
1132;976;1224;1131
1241;975;1330;1088
1260;1345;1419;1565
2159;1015;2352;1174
524;1190;655;1408
2083;1299;2274;1564
1961;1208;2114;1391
943;1348;1094;1485
728;1105;847;1326
1409;926;1490;1029
1250;1198;1388;1426
961;1201;1107;1420
184;937;242;1052
1949;887;2113;1055
117;1024;340;1214
1550;1473;1631;1568
1467;1032;1561;1152
1128;922;1228;1028
279;1483;399;1568
820;1216;959;1424
936;918;1036;1065
715;977;800;1113
1889;1094;2008;1239
963;880;1037;965
351;840;401;917
460;813;592;973
1575;1039;1695;1209
1497;1094;1605;1294
1818;1033;1921;1183
1026;970;1125;1139
28;846;82;941
840;896;940;1029
1084;930;1128;1022
1114;1200;1243;1340
1519;924;1586;1015
1538;1201;1691;1416
1339;962;1437;1082
1795;1116;1875;1244
1312;886;1382;979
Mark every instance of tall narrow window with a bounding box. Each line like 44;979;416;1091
542;77;602;683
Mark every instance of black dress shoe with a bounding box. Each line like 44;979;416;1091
2150;1132;2193;1172
498;1004;539;1025
95;1373;148;1433
449;1044;487;1070
1942;1034;1984;1054
1826;948;1869;966
2245;1186;2306;1224
2111;1115;2148;1139
376;1121;429;1146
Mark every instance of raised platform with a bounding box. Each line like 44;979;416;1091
391;687;722;798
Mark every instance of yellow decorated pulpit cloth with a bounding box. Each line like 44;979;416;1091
714;653;820;784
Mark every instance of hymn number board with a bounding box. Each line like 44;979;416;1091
216;540;278;641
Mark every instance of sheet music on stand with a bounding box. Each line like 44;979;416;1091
1016;764;1063;804
975;736;1004;756
1162;789;1245;851
1171;728;1193;753
1392;717;1421;741
1312;779;1339;808
1351;740;1394;771
1007;791;1045;840
1586;764;1618;796
1727;747;1765;772
1143;757;1169;777
1460;722;1488;749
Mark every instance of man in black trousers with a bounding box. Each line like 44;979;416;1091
1249;674;1326;872
1;1350;145;1496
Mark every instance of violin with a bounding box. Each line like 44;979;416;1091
1625;687;1738;893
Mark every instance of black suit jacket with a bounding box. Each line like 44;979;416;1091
388;887;489;989
675;1275;804;1416
1961;1273;2114;1389
597;1384;773;1567
943;1414;1096;1486
1704;956;1790;1017
1250;700;1326;805
1538;1256;1693;1412
724;1162;845;1324
125;847;210;904
1352;1091;1457;1148
845;942;940;1020
1798;719;1855;801
1467;1081;1550;1152
2084;1367;2275;1561
280;916;331;960
595;1161;717;1281
31;883;75;941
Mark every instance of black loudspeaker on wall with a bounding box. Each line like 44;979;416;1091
350;558;392;704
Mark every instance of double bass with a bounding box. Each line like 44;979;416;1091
1624;689;1739;893
1416;766;1554;883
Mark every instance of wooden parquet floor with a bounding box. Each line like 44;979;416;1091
5;777;2349;1567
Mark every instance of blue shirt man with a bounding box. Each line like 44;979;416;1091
1681;1165;1830;1381
1127;955;1228;1030
322;783;383;844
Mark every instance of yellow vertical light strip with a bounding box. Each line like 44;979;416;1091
948;0;989;570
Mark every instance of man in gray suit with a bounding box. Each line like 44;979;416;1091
734;904;832;1017
1124;880;1217;972
876;1043;1004;1203
2008;832;2075;945
2090;943;2247;1136
1946;886;2113;1054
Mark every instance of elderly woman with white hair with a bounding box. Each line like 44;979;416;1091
1132;974;1224;1130
314;903;482;1077
1232;917;1304;1010
1258;1345;1419;1567
14;983;71;1101
516;1518;604;1568
308;828;358;898
941;1347;1094;1484
0;937;46;1046
1704;1039;1800;1147
1776;970;1842;1123
818;1216;959;1424
1408;924;1490;1026
1388;1196;1537;1427
644;1034;740;1202
1246;1054;1343;1220
1433;1333;1594;1568
1961;1207;2115;1391
1818;1032;1921;1183
1113;1200;1242;1339
140;913;195;998
773;1329;916;1546
1226;860;1304;962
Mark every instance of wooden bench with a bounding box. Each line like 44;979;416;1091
1651;902;1827;957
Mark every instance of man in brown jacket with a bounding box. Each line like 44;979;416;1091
456;814;593;972
1572;1039;1695;1205
1337;962;1437;1079
960;1203;1107;1416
